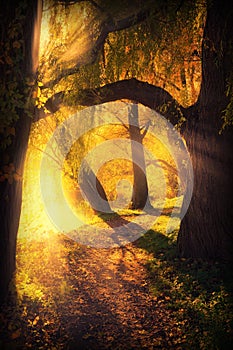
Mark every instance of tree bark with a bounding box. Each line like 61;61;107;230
178;0;233;261
0;1;41;304
178;117;233;260
0;116;32;303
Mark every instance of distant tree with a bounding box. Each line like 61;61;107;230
127;104;151;210
79;159;112;213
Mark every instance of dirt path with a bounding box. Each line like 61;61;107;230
60;243;177;349
1;217;182;350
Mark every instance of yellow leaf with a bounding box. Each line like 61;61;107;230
32;315;40;326
40;96;48;104
107;336;114;341
83;333;91;339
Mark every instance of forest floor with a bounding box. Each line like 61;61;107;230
0;208;233;349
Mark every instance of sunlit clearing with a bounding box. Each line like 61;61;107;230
17;106;184;299
62;123;180;225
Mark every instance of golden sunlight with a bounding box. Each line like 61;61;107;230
16;0;195;301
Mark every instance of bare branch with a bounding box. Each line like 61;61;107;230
31;144;63;169
114;115;129;131
140;120;151;139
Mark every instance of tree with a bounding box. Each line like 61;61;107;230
0;0;160;304
81;0;233;261
0;1;42;303
79;159;112;213
44;0;233;260
178;0;233;260
128;104;151;210
1;0;233;305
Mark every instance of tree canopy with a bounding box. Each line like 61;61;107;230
37;0;205;115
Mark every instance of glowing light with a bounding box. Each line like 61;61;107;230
39;102;193;247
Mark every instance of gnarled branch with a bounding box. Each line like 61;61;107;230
35;78;185;125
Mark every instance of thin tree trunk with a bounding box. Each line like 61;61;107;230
128;104;151;210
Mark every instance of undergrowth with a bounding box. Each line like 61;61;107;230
137;229;233;349
1;198;232;349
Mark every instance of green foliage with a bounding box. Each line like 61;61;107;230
0;1;34;151
137;228;233;349
2;197;230;349
222;75;233;130
96;2;203;90
43;0;205;111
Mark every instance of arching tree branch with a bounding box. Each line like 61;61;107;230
36;78;186;125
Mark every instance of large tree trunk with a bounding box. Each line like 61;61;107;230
178;0;233;261
0;1;41;304
0;115;32;303
178;117;233;260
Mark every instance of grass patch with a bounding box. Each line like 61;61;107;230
136;227;233;349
